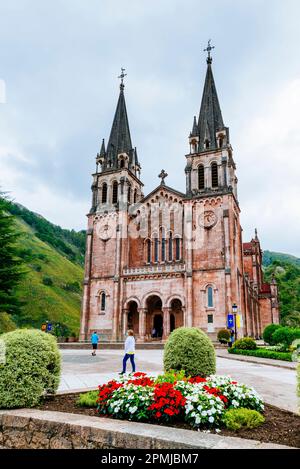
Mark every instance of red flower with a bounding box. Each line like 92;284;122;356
188;376;207;384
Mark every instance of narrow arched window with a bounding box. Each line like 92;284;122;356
219;137;223;148
100;292;106;311
198;165;204;190
168;233;173;261
205;139;210;149
175;238;181;261
147;239;151;263
120;159;125;168
161;237;166;262
112;181;118;204
133;189;137;203
102;183;107;204
127;186;131;203
154;237;159;263
211;162;218;188
207;286;213;307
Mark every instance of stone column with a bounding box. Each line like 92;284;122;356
123;309;129;338
162;307;170;340
80;227;93;340
139;309;146;341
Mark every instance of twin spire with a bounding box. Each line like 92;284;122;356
98;68;139;174
190;41;228;153
99;43;227;174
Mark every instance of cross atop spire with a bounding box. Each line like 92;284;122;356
204;39;215;64
158;169;168;185
118;67;127;90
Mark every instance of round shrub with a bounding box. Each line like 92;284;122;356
223;408;265;431
217;329;230;344
0;329;61;409
232;337;257;350
272;327;300;349
263;324;282;345
163;327;216;377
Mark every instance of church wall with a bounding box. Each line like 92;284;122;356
259;296;274;331
192;270;226;335
87;279;114;336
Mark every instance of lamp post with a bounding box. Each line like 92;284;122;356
232;303;238;341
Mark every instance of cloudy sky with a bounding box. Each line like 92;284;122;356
0;0;300;257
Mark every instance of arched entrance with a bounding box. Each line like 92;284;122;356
170;313;176;333
127;301;139;335
170;298;183;331
146;295;163;339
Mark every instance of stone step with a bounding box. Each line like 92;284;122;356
58;341;225;350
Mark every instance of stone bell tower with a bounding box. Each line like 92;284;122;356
80;69;144;340
184;42;245;337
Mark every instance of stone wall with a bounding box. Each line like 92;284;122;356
0;409;289;449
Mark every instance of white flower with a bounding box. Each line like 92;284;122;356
208;416;214;423
215;428;221;433
195;416;201;425
201;410;207;416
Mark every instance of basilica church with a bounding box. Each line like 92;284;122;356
80;49;279;342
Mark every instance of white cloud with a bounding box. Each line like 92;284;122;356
237;79;300;256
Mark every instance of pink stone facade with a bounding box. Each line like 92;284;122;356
80;60;279;341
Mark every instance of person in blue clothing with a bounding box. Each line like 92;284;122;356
91;331;99;356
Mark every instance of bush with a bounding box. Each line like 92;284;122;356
0;329;61;408
272;327;300;349
223;408;265;431
228;347;292;361
263;324;282;345
163;327;216;377
42;276;53;286
155;369;187;384
233;337;257;350
217;329;230;344
77;390;98;408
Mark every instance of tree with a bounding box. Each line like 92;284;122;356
0;194;26;314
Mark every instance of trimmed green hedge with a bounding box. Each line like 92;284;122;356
164;327;216;377
223;408;265;431
228;347;292;361
233;337;257;350
263;324;282;345
0;329;61;408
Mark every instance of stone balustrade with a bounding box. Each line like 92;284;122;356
123;263;186;276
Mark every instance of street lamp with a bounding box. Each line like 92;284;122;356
232;303;238;341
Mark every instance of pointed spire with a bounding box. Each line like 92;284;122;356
106;69;133;168
99;139;106;157
197;43;225;152
191;116;198;137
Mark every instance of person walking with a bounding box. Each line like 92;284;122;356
121;329;136;374
91;331;99;356
228;329;235;348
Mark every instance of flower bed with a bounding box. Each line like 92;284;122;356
96;372;264;430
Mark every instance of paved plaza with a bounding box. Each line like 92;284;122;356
59;349;298;414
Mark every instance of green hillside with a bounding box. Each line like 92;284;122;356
7;202;86;266
263;250;300;268
1;216;84;335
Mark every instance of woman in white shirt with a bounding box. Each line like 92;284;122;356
121;329;136;374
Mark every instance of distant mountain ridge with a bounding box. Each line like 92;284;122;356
262;250;300;268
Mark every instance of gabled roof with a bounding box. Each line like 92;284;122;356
142;184;186;203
